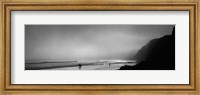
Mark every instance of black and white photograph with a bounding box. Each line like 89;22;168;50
25;25;175;70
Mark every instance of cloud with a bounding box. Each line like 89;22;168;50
25;25;174;61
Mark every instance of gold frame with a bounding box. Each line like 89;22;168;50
0;0;199;95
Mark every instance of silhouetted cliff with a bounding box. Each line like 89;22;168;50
120;27;175;70
133;38;158;61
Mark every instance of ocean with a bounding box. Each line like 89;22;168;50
25;60;137;70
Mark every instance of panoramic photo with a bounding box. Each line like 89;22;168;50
25;25;175;70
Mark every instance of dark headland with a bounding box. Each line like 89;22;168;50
119;27;175;70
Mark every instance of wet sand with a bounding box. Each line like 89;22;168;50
25;60;137;70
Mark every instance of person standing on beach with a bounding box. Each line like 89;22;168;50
78;64;82;70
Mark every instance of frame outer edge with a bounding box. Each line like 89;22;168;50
197;1;200;95
3;2;197;92
0;0;199;94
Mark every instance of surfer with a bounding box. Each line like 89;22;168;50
109;63;111;67
78;64;82;69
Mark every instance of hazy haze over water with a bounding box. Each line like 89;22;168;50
25;25;174;62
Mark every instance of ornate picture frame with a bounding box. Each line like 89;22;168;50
0;0;199;95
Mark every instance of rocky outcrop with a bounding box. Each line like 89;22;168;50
120;27;175;70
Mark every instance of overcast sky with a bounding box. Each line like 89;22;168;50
25;25;174;62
